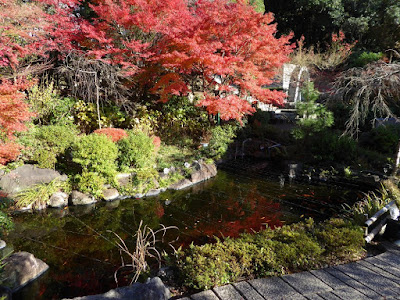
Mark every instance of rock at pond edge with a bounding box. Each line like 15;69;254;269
0;164;67;196
69;190;97;206
1;251;49;293
63;277;170;300
48;192;69;208
102;188;119;201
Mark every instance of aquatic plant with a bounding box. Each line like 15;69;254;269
110;221;178;285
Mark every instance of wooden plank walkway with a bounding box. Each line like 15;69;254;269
176;242;400;300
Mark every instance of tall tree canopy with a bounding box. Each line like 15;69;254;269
0;0;293;163
264;0;400;51
71;0;293;121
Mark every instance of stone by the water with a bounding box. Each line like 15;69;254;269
69;190;97;206
1;252;49;292
0;164;67;196
48;192;69;208
102;188;120;201
63;277;170;300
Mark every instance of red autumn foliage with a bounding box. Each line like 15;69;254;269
151;136;161;150
0;80;34;164
68;0;292;122
93;128;128;142
0;142;21;165
0;0;49;68
0;0;51;165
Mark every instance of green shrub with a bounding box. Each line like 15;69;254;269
73;171;105;198
158;172;184;188
272;223;323;271
247;109;271;138
28;82;75;125
308;130;358;162
34;149;58;169
350;51;383;67
131;167;159;194
117;131;155;171
205;125;237;160
0;211;13;237
360;124;400;155
19;124;79;169
178;237;278;290
293;82;334;140
73;100;130;133
72;134;118;181
156;145;196;170
151;96;211;145
176;218;365;290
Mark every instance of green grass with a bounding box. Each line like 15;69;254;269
15;179;69;209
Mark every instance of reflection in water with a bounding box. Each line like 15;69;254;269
8;170;362;300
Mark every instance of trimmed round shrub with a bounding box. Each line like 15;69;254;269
72;134;118;180
117;131;155;170
73;171;106;198
19;124;79;169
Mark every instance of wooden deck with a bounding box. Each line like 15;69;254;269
177;242;400;300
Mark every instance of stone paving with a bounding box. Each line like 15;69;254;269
176;242;400;300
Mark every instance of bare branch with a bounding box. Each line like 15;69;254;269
58;52;134;112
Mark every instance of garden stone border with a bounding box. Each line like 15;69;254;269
5;161;218;211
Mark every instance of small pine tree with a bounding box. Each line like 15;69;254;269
293;82;334;140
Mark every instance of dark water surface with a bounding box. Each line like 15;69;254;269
7;168;364;299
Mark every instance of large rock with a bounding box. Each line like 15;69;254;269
116;173;132;187
145;189;163;197
48;192;69;208
190;162;217;184
0;252;49;292
102;188;120;201
69;190;97;206
169;179;193;190
0;164;67;196
64;277;170;300
168;162;217;191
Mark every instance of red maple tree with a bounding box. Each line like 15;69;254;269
0;80;34;164
0;0;46;164
71;0;293;122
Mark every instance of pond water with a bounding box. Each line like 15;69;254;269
6;164;364;299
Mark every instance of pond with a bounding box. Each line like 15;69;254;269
6;164;364;300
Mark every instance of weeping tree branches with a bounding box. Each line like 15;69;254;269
330;62;400;138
